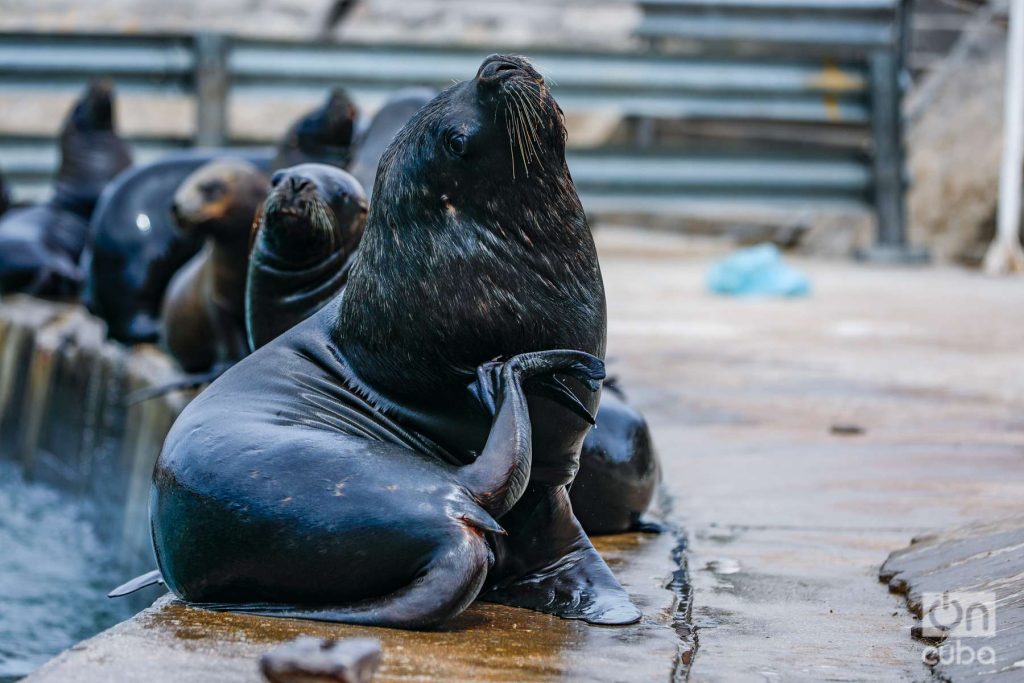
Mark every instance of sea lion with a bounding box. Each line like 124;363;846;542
0;80;132;297
569;380;662;534
116;55;639;628
159;159;269;373
246;163;367;349
89;88;358;344
348;87;436;199
272;88;359;172
88;151;233;342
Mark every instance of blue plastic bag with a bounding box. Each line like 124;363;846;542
706;244;810;297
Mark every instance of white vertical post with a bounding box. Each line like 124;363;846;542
985;0;1024;275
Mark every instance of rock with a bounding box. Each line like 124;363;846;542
261;637;382;683
881;516;1024;681
906;1;1014;263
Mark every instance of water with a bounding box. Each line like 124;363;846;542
0;462;141;682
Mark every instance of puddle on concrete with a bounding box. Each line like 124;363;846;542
0;462;144;682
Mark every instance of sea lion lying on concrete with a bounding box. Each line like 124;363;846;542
159;159;269;373
115;55;642;628
0;80;132;297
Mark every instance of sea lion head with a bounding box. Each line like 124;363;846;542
370;54;573;219
171;159;270;244
257;163;368;267
272;88;359;171
55;79;133;218
341;55;605;431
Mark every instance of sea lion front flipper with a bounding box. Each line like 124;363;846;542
195;532;491;631
463;350;605;520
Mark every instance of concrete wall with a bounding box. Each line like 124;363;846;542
0;296;191;572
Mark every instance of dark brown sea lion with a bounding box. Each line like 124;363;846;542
159;159;269;373
272;89;359;172
245;164;367;349
114;55;639;628
0;80;132;297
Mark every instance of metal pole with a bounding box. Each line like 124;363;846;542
193;32;229;148
869;49;905;249
984;0;1024;275
858;3;927;264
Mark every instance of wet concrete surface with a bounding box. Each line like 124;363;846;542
593;229;1024;682
25;531;686;683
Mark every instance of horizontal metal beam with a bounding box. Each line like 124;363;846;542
0;135;871;209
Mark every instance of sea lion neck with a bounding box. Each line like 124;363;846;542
335;167;606;415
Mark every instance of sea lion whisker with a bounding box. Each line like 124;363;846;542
510;103;529;177
512;90;541;168
510;83;543;162
504;110;516;180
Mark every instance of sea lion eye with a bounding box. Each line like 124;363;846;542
446;133;468;158
201;181;225;199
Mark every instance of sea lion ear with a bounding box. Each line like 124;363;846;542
249;202;266;254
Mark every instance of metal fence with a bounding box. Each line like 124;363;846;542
0;1;917;254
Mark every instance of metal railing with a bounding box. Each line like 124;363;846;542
0;3;916;253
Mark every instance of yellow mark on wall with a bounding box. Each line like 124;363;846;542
811;60;865;122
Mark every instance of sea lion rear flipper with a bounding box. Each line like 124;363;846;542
197;533;491;631
485;485;641;626
108;569;164;598
484;540;642;626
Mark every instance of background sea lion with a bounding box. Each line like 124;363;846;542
89;87;359;344
115;55;639;629
569;381;662;534
272;88;359;171
348;87;436;199
246;163;367;349
0;80;132;297
160;159;269;373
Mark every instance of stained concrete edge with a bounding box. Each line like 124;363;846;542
25;531;692;683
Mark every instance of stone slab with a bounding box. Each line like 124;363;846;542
881;517;1024;682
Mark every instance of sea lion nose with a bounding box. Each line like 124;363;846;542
289;176;312;194
478;56;523;83
271;170;286;188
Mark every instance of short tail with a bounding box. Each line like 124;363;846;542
108;569;164;598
